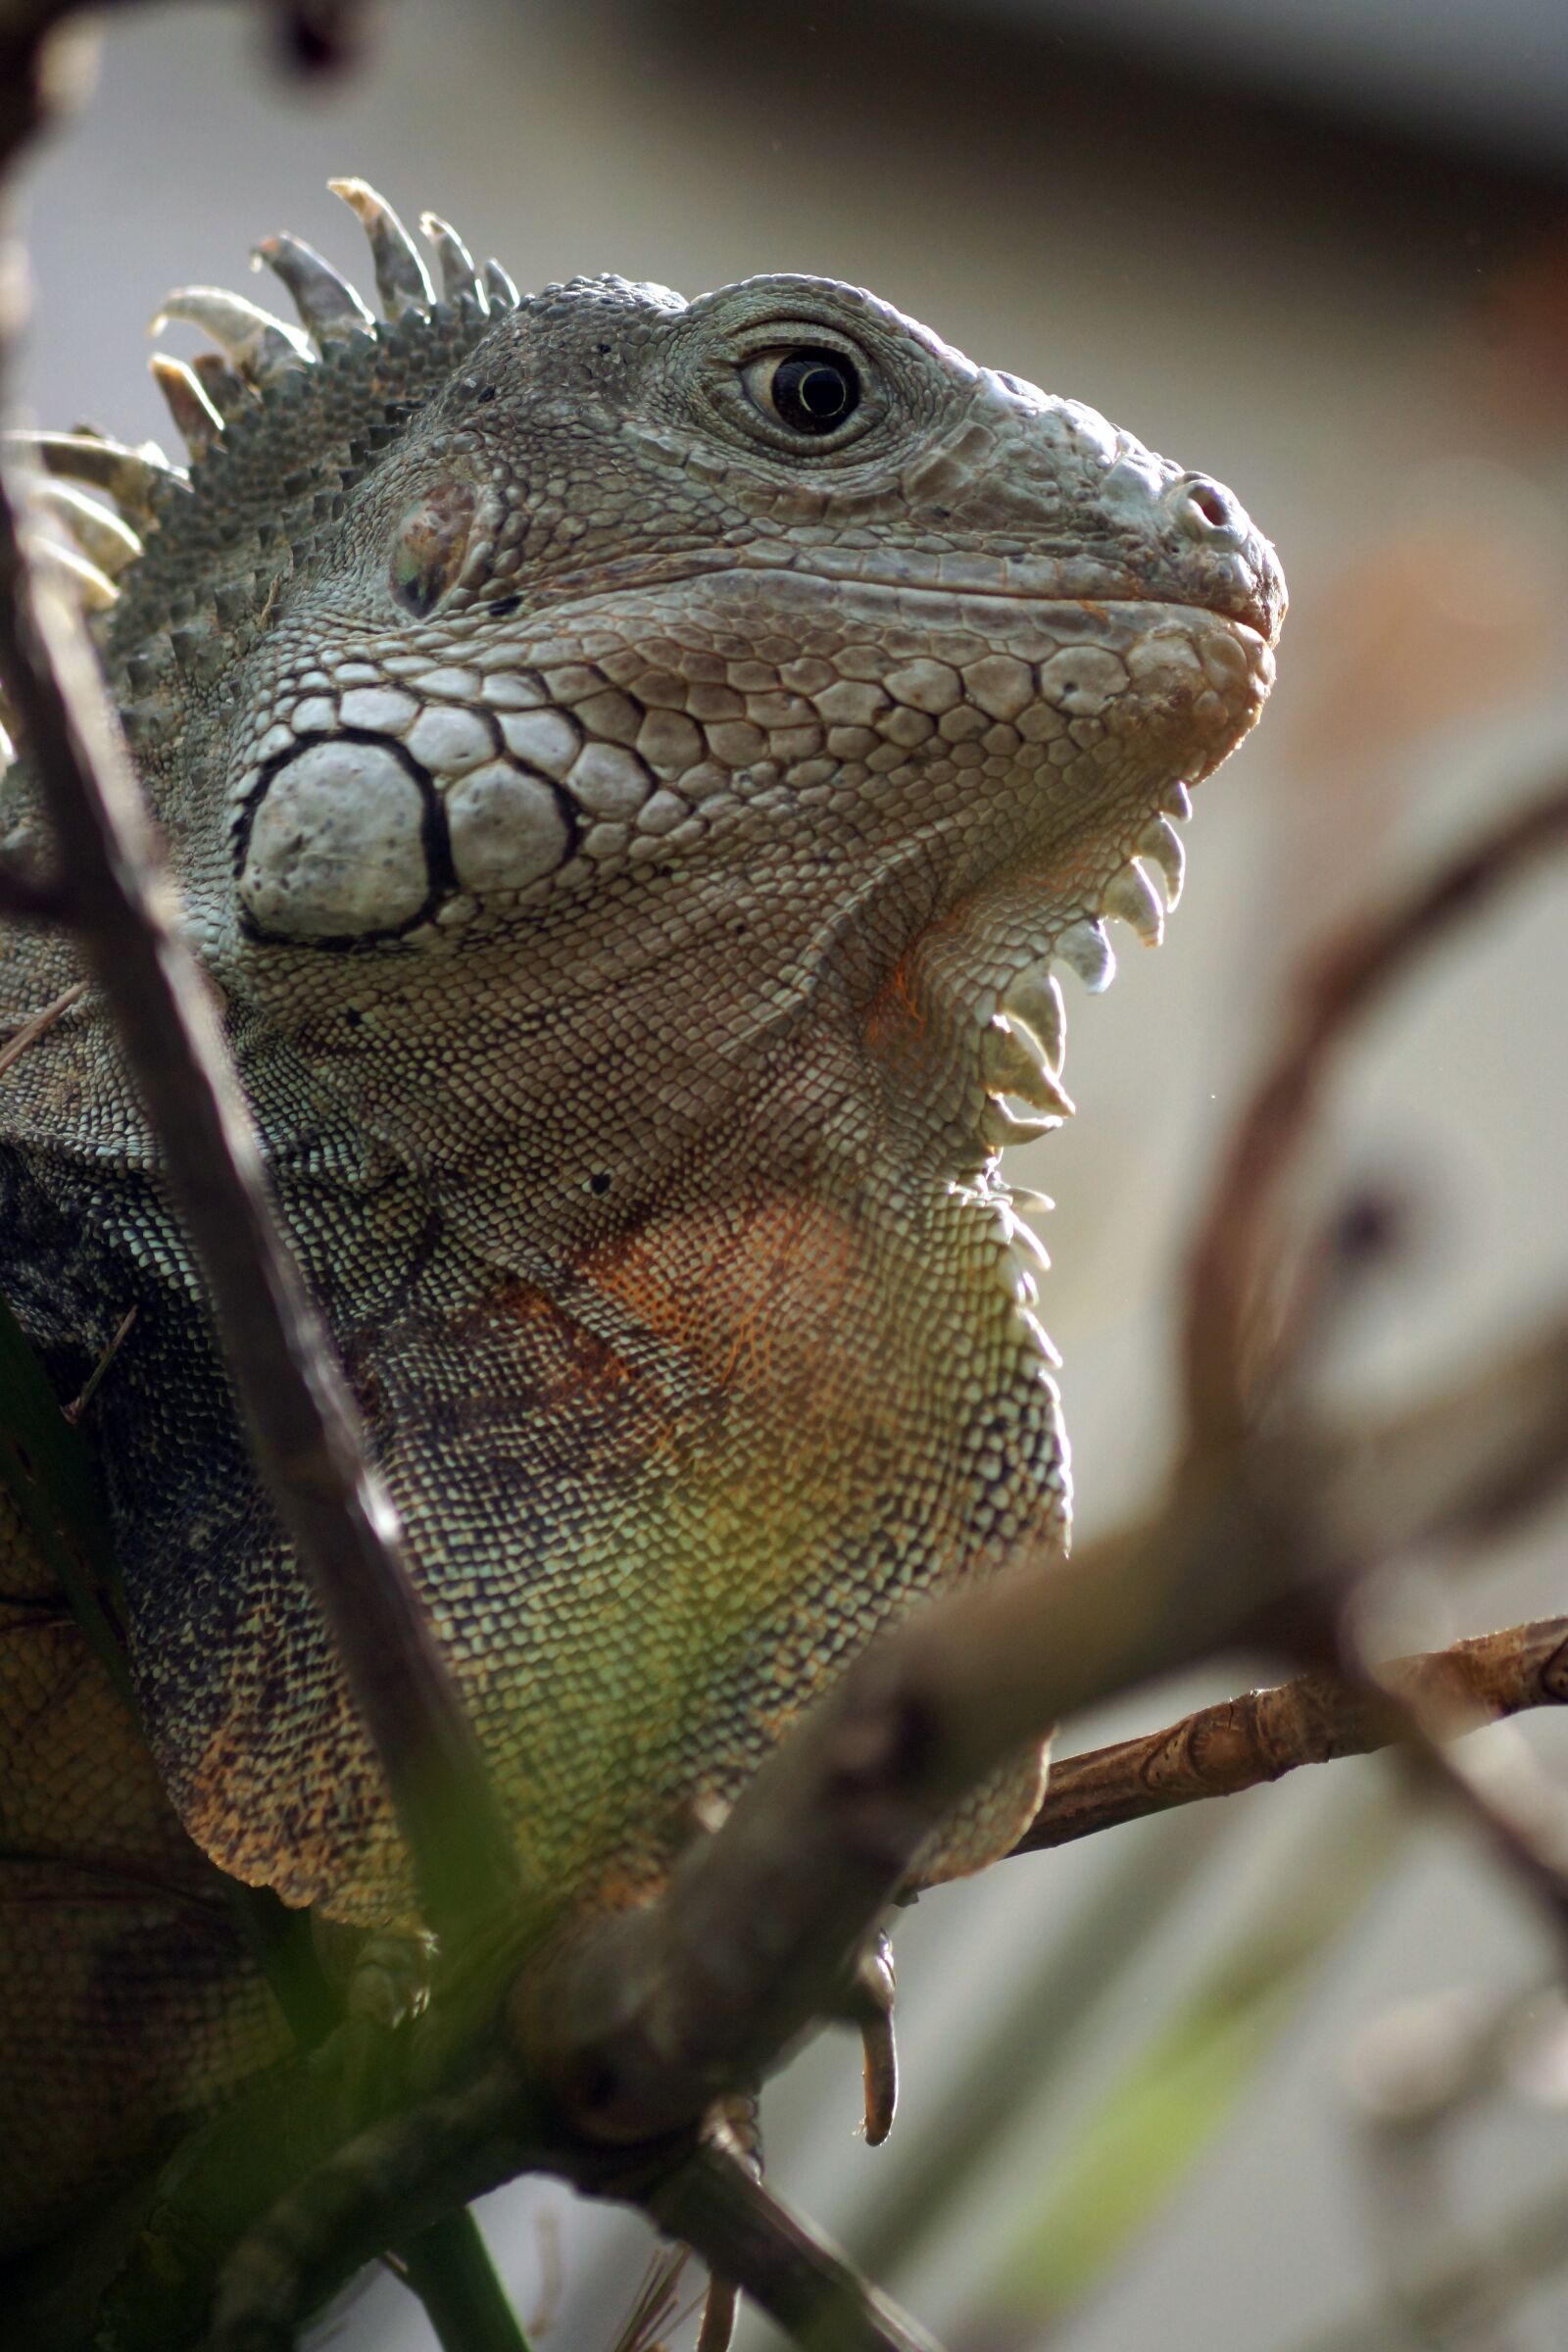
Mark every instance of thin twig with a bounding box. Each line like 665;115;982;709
1338;1628;1568;1965
1183;782;1568;1447
1012;1617;1568;1856
62;1300;136;1422
606;2248;693;2352
0;973;83;1073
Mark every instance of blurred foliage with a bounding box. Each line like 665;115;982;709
854;1807;1239;2289
984;1789;1405;2336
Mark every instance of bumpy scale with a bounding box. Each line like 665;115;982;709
0;181;1284;2258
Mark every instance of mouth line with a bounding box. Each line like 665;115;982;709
500;551;1278;652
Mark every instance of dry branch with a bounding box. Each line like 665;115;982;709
1017;1616;1568;1854
518;787;1568;2159
1183;781;1568;1447
524;1374;1568;2158
0;0;519;1966
0;483;520;1951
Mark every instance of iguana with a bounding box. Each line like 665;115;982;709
0;181;1283;2274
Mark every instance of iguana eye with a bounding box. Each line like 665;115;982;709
741;347;861;436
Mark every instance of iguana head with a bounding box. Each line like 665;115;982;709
17;181;1281;1214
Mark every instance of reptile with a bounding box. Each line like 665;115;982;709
0;181;1284;2279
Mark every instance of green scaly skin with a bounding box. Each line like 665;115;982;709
0;180;1283;2260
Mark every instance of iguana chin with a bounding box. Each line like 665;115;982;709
0;182;1283;2260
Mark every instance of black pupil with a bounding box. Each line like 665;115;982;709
771;350;858;434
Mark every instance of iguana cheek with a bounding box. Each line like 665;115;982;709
237;736;438;941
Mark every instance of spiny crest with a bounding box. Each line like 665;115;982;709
2;183;520;746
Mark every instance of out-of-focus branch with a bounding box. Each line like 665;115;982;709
0;0;367;124
514;1489;1284;2147
524;1367;1568;2153
1323;1321;1568;1566
518;779;1568;2155
1015;1616;1568;1855
0;486;520;1952
67;783;1568;2346
1165;779;1568;1958
209;1300;1568;2331
1;20;536;2344
647;2144;943;2352
1183;781;1568;1448
1291;2168;1568;2352
1340;1630;1568;1963
198;2067;940;2352
0;8;516;1964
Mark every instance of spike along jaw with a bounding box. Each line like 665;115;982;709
155;212;1281;1196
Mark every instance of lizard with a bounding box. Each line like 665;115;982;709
0;179;1284;2279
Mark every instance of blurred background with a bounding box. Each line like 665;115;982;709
14;3;1568;2346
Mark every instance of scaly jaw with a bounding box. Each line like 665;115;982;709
975;771;1194;1155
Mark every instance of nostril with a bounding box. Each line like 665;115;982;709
1188;482;1231;531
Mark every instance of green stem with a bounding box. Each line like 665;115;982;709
396;2209;533;2352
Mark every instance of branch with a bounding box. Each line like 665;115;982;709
1015;1616;1568;1855
1336;1626;1568;1965
0;856;69;919
1183;781;1568;1446
0;420;517;1965
646;2144;942;2352
0;0;368;117
518;799;1568;2151
197;2059;939;2352
517;1477;1342;2147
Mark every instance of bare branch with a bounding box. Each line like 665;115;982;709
0;5;519;1949
1291;2168;1568;2352
0;494;520;1947
1014;1617;1568;1855
523;1219;1568;2152
1337;1630;1568;1964
1324;1319;1568;1565
203;2061;939;2352
646;2143;942;2352
207;2061;532;2352
0;974;86;1076
1183;781;1568;1447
